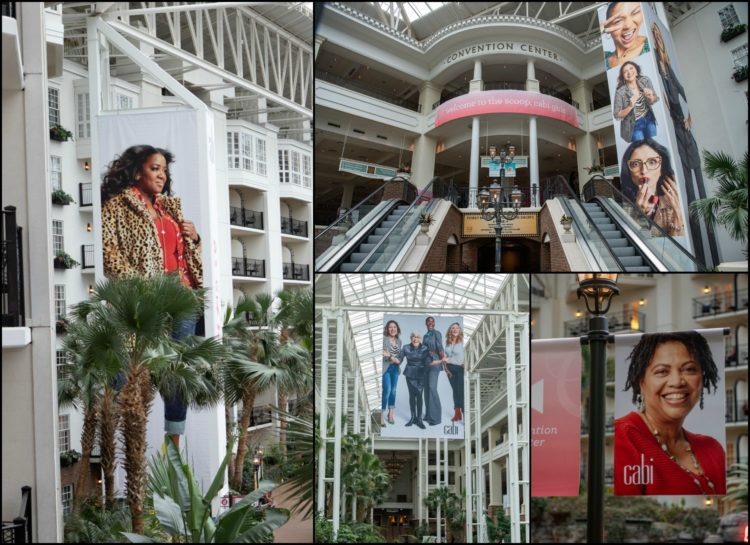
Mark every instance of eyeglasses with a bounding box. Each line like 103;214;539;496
627;157;662;171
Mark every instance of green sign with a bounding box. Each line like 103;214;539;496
339;159;399;179
603;164;619;177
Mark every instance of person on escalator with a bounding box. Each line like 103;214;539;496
620;138;686;238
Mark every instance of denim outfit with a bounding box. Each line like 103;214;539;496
613;74;659;143
382;337;402;411
402;343;431;426
444;342;465;412
422;329;444;425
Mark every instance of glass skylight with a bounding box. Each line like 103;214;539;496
372;2;449;23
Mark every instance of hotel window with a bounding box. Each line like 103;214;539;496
227;132;240;169
76;92;90;138
302;154;312;188
114;92;134;111
732;43;748;68
61;485;73;516
255;137;267;176
718;5;740;30
59;413;70;453
278;150;290;184
291;150;301;186
55;284;66;320
50;155;62;191
57;350;71;379
49;87;60;127
52;220;64;255
241;133;254;172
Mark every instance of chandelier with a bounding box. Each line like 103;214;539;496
385;451;405;480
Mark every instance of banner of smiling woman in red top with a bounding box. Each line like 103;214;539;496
614;329;726;495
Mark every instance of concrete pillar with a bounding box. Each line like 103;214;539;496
570;80;597;197
314;35;325;60
529;116;539;206
411;134;437;189
526;59;539;92
469;117;481;207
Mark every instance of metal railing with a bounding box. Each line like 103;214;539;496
2;206;25;327
565;310;646;337
316;72;420;112
231;257;265;278
229;206;263;230
693;289;749;318
436;80;579;109
280;216;308;238
442;182;539;209
81;244;94;269
726;343;749;367
726;398;748;423
1;2;16;18
249;406;272;427
79;183;92;207
1;485;31;543
283;262;309;281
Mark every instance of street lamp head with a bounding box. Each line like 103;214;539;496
489;180;502;200
488;145;497;158
478;187;490;209
508;145;516;159
252;456;260;465
576;273;620;315
511;186;523;210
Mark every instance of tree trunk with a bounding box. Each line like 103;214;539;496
99;386;118;510
73;402;99;512
231;385;256;490
120;364;153;534
226;402;235;483
278;390;288;455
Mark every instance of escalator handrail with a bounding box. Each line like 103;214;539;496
548;175;627;271
583;175;707;271
353;177;441;272
314;175;413;241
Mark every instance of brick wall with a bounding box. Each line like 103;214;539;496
382;179;417;201
420;204;463;272
60;461;103;498
538;207;571;272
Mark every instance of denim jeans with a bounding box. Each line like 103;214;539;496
381;364;400;410
447;363;464;410
632;112;657;141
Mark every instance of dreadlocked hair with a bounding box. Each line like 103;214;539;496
623;331;719;404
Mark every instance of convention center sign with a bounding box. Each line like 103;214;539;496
598;2;702;255
434;90;579;129
613;329;726;496
531;338;582;496
381;314;465;439
462;212;538;237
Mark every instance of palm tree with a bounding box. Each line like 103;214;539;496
270;402;314;519
276;288;313;351
726;462;748;512
690;150;748;250
424;486;463;543
79;274;224;534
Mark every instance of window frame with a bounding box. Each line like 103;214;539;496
50;155;62;191
61;484;74;516
76;91;91;139
48;86;60;127
732;43;748;68
58;413;70;453
55;284;66;320
52;220;64;256
718;5;740;30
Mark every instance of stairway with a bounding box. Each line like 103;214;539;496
582;202;653;272
337;204;411;272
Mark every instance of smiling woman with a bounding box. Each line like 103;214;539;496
614;331;726;496
601;1;650;70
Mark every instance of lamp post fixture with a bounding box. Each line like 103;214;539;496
576;273;619;544
252;446;264;490
478;144;521;272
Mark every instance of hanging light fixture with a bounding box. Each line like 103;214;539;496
575;310;582;318
84;160;90;171
86;222;92;232
703;285;711;294
639;298;645;306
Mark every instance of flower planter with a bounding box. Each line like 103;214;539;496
49;124;73;142
733;66;748;83
721;24;747;43
51;190;75;206
420;223;430;234
56;320;68;334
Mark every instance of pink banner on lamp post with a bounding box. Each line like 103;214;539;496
531;338;582;496
434;90;580;129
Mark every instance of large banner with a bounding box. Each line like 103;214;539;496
381;314;465;439
614;329;726;495
531;338;582;496
597;3;699;254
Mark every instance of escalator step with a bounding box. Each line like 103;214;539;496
608;238;629;247
620;256;645;267
588;213;607;220
367;235;384;244
630;266;654;272
349;253;369;263
358;243;385;253
597;224;618;231
612;247;636;257
601;230;624;239
380;220;397;228
373;227;391;235
339;263;359;272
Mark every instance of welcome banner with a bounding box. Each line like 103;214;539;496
613;329;726;495
531;337;582;496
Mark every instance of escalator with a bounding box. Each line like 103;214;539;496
582;201;652;271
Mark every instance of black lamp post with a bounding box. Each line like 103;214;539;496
577;273;619;544
478;145;522;272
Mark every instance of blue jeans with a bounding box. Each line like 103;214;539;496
382;364;400;410
632;112;657;141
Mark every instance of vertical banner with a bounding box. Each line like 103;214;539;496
598;3;694;253
381;314;465;439
614;329;727;495
531;338;582;496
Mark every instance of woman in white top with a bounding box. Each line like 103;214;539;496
442;322;465;423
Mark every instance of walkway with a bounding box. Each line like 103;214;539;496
273;482;312;543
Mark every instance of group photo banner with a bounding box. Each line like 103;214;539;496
531;337;582;496
613;329;727;496
380;314;465;439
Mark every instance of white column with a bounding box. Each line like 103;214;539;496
464;371;473;542
526;59;535;80
436;438;441;543
316;314;329;516
468;60;483;208
529;116;539;206
521;315;530;542
314;35;325;60
352;378;358;522
506;318;520;543
333;311;344;536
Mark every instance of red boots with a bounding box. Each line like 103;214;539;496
451;408;463;422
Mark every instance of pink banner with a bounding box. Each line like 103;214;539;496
531;338;582;496
434;90;579;129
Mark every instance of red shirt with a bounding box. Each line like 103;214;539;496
614;411;726;495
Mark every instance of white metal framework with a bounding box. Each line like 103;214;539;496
315;274;530;542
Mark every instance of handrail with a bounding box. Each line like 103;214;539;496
314;176;413;241
353;177;441;272
583;175;706;271
548;175;626;271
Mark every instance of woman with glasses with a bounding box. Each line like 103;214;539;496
620;138;685;237
613;61;659;143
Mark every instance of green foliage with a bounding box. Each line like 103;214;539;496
54;252;81;269
52;189;76;205
721;22;747;42
64;498;135;543
486;509;511;543
50;124;74;141
60;449;82;466
418;211;435;225
726;462;748;511
314;516;386;543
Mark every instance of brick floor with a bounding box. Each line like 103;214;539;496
272;482;313;543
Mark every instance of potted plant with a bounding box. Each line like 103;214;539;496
732;64;748;83
418;211;435;233
56;317;69;334
60;449;81;467
560;214;573;233
53;251;81;269
721;23;747;43
49;124;73;142
584;164;604;175
51;189;75;206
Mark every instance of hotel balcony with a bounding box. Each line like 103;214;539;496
79;182;92;207
229;206;263;230
726;398;748;424
231;257;265;279
283;262;310;282
726;342;748;369
693;289;748;327
2;206;25;328
564;310;646;337
280;216;308;238
81;244;94;270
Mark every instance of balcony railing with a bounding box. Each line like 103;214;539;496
229;206;263;230
693;289;749;318
726;343;748;367
565;310;646;337
249;405;272;427
283;262;309;281
726;398;749;423
79;183;92;207
81;244;94;269
231;257;265;278
2;206;25;327
281;216;308;238
1;3;17;18
1;485;31;544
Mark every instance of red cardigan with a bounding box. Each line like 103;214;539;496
614;411;726;495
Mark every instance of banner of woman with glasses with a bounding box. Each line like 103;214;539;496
597;2;712;259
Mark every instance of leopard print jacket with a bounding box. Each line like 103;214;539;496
102;188;203;287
